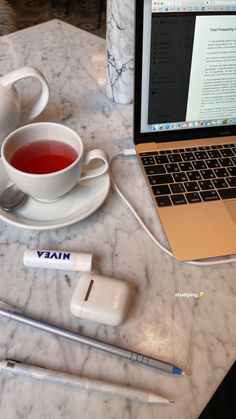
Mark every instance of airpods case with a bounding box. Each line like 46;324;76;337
70;273;132;326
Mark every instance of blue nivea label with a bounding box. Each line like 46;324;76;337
36;251;71;260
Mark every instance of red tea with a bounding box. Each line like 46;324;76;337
10;139;78;174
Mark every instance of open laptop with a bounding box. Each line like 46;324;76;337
134;0;236;261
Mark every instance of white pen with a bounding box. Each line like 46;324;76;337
0;359;174;404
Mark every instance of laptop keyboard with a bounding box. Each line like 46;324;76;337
140;144;236;207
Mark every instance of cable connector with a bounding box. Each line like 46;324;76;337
123;149;137;157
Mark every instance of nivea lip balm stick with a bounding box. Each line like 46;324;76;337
23;249;92;272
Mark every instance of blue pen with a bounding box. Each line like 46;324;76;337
0;301;186;376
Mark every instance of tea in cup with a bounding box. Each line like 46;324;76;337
1;122;109;202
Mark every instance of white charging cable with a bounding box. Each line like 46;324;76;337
109;149;236;266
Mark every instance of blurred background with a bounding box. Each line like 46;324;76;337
7;0;106;38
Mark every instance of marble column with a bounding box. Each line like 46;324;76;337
106;0;134;104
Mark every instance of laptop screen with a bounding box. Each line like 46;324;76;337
134;0;236;143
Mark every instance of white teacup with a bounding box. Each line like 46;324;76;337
0;66;49;144
1;122;109;202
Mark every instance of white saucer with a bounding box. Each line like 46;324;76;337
0;160;110;230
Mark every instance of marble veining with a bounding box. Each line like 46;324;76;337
0;19;235;419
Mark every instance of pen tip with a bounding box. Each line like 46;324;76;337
169;400;175;403
182;371;190;376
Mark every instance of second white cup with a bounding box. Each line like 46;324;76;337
1;122;109;202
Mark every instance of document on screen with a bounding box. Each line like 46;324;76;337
186;15;236;122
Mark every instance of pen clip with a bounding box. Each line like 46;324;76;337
6;358;48;370
0;301;22;312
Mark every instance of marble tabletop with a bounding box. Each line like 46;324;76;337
0;20;235;419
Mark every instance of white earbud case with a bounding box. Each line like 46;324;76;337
70;273;132;326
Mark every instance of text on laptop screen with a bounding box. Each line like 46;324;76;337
141;0;236;134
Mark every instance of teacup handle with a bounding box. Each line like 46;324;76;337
1;66;49;125
80;149;109;182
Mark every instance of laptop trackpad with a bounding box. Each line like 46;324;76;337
225;200;236;224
